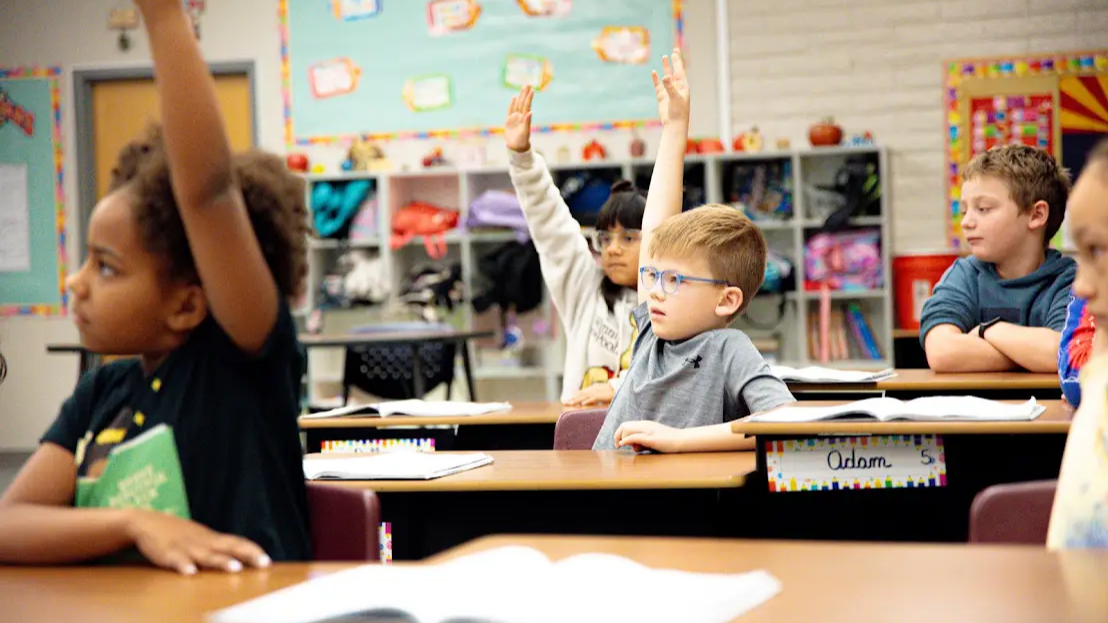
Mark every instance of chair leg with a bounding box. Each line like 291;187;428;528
411;345;425;398
461;341;477;401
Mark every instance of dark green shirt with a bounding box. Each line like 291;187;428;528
43;303;311;561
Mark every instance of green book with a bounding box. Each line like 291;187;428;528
75;423;191;520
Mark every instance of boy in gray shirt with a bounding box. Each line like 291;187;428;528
592;49;794;452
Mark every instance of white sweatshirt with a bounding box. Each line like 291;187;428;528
508;149;637;402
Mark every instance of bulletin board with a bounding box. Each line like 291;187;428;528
0;66;66;317
944;51;1108;249
279;0;684;145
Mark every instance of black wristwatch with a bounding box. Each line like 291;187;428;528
979;317;1003;338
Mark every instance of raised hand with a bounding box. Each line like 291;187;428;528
505;85;534;153
652;48;690;126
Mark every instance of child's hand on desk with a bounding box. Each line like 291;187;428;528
615;421;685;453
126;510;271;575
564;383;615;408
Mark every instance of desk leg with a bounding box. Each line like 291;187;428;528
411;345;425;398
461;341;477;401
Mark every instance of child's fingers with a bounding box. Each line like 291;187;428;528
508;95;518;116
662;75;680;98
651;70;662;91
671;48;685;76
523;85;534;111
151;547;198;575
213;534;269;568
661;55;673;78
524;112;532;126
189;547;242;573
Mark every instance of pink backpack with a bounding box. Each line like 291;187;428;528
804;229;883;291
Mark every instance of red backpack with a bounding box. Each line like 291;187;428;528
390;201;459;258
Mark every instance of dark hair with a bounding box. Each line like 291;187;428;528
0;347;6;385
109;126;309;298
595;180;646;313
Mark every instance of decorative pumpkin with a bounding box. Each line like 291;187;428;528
582;139;607;161
686;139;699;155
809;117;843;147
740;127;764;153
286;153;309;173
629;129;646;158
696;138;725;154
731;135;745;152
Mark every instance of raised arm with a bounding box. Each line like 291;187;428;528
639;49;691;303
505;86;599;323
137;0;277;353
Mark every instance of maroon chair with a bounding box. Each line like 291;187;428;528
306;482;381;561
969;480;1058;545
553;408;607;450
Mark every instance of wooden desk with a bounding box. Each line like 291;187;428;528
306;450;756;560
299;401;569;452
731;400;1071;544
304;450;753;492
435;535;1108;623
788;368;1061;400
732;399;1074;436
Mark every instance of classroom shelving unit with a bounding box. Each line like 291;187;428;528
299;145;891;404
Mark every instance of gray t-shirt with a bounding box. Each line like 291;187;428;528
593;302;795;450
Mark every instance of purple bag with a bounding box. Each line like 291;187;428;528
466;190;530;242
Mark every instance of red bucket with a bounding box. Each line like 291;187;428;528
893;253;959;330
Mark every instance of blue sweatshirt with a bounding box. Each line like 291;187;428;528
919;250;1076;345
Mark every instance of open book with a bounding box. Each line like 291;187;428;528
300;399;512;419
303;452;493;480
746;396;1045;423
771;365;896;383
209;545;781;623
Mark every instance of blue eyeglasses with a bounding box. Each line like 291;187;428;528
639;266;730;295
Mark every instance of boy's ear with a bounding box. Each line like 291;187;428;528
1027;199;1049;231
164;284;208;333
715;286;744;318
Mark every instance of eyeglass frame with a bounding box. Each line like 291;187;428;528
590;228;642;251
639;265;731;295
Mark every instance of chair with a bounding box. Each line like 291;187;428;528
341;322;456;404
306;482;381;561
553;408;608;450
968;480;1058;545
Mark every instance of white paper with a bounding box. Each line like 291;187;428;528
303;452;493;480
299;399;512;419
209;545;782;623
749;396;1044;423
771;365;896;383
0;164;30;272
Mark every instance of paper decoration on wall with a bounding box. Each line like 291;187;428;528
517;0;571;17
333;0;382;21
765;435;947;493
503;54;553;91
402;74;453;111
969;94;1053;156
309;58;362;99
592;26;650;64
0;87;35;136
108;5;139;51
183;0;206;38
0;164;31;272
426;0;481;36
944;50;1108;249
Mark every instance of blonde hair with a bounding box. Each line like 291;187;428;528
963;144;1071;247
649;204;766;314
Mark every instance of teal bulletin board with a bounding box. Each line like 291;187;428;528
279;0;683;144
0;67;66;317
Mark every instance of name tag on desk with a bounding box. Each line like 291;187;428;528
765;435;947;493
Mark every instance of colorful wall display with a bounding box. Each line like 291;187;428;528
944;51;1108;249
0;66;66;317
279;0;683;145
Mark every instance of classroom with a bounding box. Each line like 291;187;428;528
1;0;1107;621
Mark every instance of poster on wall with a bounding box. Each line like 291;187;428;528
0;66;66;317
944;51;1108;249
279;0;682;144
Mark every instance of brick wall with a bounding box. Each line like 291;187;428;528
728;0;1107;252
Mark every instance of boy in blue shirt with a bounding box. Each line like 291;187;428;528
921;145;1075;373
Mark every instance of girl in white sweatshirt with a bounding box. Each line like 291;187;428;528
505;86;643;407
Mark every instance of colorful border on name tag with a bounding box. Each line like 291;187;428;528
765;435;947;493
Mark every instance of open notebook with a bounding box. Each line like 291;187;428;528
770;365;896;383
746;396;1045;423
300;399;512;419
208;545;781;623
303;452;493;481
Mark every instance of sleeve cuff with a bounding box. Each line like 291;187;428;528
509;148;535;169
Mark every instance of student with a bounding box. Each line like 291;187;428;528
505;86;645;407
0;0;310;572
592;49;794;452
1048;139;1108;549
920;145;1075;373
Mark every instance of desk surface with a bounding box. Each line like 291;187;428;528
732;399;1073;436
4;537;1105;623
299;401;566;429
299;328;494;347
433;535;1108;623
303;450;754;492
788;368;1060;392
